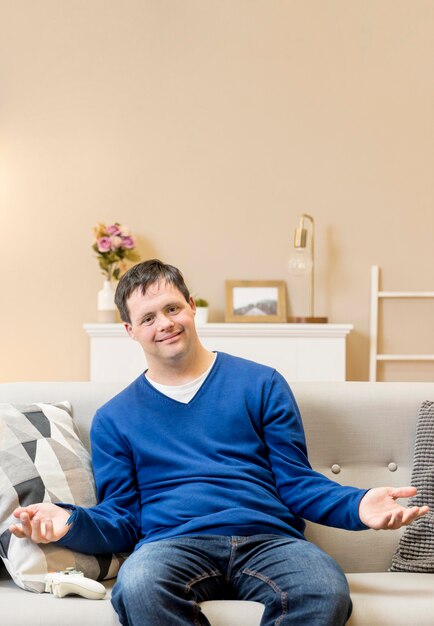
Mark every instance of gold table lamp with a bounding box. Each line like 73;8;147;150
288;214;328;323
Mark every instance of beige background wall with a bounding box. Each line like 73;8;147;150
1;0;433;383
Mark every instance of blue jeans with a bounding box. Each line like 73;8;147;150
111;534;351;626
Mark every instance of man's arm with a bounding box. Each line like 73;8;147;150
261;371;428;531
10;409;141;554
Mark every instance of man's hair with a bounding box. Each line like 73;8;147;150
115;259;191;323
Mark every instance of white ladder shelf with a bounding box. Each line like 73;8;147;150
369;265;434;381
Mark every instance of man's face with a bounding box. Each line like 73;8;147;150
124;281;198;364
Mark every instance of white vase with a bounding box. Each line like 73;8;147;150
195;306;209;326
97;280;118;323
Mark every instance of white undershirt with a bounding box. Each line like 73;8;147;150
145;354;217;403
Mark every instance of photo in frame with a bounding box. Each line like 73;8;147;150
225;280;287;323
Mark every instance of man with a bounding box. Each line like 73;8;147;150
10;260;428;626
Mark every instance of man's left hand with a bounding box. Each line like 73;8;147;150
359;487;429;530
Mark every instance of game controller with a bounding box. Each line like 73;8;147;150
45;567;106;600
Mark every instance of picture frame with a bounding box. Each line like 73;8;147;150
225;280;287;323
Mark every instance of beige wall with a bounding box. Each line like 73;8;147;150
1;0;433;383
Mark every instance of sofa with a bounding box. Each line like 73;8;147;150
1;380;434;626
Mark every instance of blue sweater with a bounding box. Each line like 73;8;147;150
59;353;367;554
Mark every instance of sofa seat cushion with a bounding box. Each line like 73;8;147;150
0;579;120;626
347;572;434;625
4;568;434;626
1;573;434;626
200;600;264;626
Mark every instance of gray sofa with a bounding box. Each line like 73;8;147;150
1;380;434;626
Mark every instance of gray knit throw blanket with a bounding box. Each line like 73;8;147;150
390;400;434;572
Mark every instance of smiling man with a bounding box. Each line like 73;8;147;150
121;269;214;385
10;259;428;626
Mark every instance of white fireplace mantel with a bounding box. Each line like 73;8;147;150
84;323;353;383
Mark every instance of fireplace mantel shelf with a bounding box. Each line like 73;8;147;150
84;323;352;382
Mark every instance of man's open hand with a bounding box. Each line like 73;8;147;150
9;503;71;543
359;487;429;530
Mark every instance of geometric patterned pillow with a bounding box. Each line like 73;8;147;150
0;402;126;592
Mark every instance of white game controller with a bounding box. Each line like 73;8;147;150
45;567;106;600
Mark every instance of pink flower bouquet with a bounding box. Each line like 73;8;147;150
92;222;140;280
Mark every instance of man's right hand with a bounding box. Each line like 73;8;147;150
9;503;72;544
